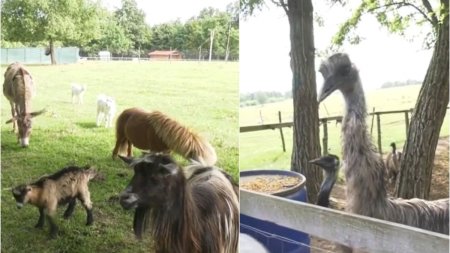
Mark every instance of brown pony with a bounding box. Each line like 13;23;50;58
112;108;217;166
3;62;45;147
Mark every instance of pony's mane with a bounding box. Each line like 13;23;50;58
146;111;216;165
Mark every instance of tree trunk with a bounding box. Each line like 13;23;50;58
395;2;449;199
49;39;56;65
286;0;322;203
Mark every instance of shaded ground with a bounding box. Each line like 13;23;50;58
310;136;449;253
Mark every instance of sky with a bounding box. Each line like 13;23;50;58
102;0;435;94
240;2;434;93
102;0;234;25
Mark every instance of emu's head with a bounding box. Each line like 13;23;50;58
318;53;359;103
12;184;32;209
119;153;182;238
309;154;340;174
6;109;46;147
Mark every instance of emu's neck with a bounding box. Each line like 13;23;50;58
341;77;388;215
317;171;337;207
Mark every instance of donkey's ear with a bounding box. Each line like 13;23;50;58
5;117;16;124
30;108;46;117
159;163;178;175
119;155;134;165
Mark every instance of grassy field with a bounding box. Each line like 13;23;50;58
240;85;449;170
1;61;238;253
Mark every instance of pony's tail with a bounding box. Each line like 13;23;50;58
112;110;132;158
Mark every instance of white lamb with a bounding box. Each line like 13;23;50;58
71;83;87;104
96;94;116;128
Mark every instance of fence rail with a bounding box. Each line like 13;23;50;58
241;189;449;253
240;108;414;155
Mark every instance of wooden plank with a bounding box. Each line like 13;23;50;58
241;190;449;253
240;122;293;133
278;111;286;152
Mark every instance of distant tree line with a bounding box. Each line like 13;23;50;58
1;0;239;64
380;79;421;88
240;90;292;107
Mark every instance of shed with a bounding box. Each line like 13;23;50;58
148;50;182;60
98;51;111;61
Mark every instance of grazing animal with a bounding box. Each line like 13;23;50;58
318;53;449;235
309;154;340;208
119;153;239;253
71;83;86;104
3;62;46;147
385;142;402;184
96;94;116;128
112;108;217;166
12;166;96;238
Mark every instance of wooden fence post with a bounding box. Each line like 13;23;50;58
377;113;382;155
405;111;410;138
278;111;286;152
322;119;328;155
370;107;376;136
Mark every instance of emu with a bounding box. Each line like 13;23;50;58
119;153;239;253
385;142;402;184
112;108;217;166
3;62;46;147
71;83;86;104
96;94;116;128
309;154;340;208
12;166;96;238
318;53;449;235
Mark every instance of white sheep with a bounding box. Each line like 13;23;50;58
96;94;116;128
71;83;87;104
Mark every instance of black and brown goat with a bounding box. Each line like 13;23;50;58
12;166;96;238
119;153;239;253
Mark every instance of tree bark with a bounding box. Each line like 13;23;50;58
49;38;56;65
285;0;322;203
395;1;449;199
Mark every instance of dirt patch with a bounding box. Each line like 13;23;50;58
310;136;449;252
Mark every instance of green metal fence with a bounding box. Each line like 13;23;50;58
1;47;79;64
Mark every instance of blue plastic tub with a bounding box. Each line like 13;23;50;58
240;170;310;253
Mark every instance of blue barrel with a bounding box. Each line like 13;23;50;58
240;170;310;253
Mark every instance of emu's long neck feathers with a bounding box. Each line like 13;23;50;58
341;75;388;216
317;171;337;207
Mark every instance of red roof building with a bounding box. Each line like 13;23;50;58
148;50;182;60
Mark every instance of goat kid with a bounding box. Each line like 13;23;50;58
96;94;116;128
71;83;86;104
12;166;96;239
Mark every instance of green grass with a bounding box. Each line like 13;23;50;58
240;85;449;170
1;61;238;253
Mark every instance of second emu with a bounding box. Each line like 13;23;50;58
12;166;97;238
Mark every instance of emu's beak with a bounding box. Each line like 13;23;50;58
16;202;24;209
309;157;325;168
318;77;338;103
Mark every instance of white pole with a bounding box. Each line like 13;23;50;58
209;29;215;62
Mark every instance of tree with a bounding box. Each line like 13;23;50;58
114;0;151;56
241;0;323;203
333;0;449;199
1;0;102;64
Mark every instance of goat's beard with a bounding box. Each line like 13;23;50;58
133;206;148;240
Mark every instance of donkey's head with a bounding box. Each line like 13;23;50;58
6;109;46;147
